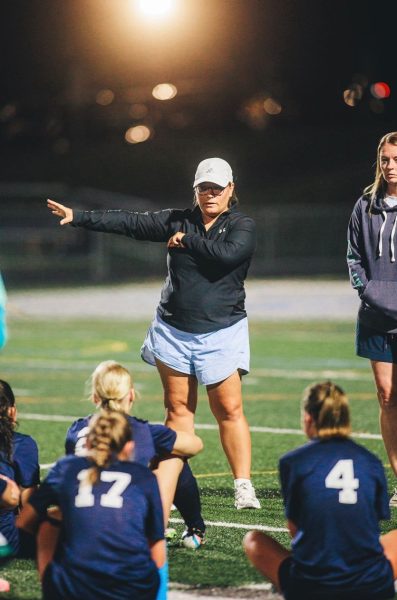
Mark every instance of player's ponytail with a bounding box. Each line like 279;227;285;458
0;380;16;461
90;360;132;412
86;410;132;484
303;381;351;439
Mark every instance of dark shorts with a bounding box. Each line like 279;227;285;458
278;557;395;600
356;321;397;363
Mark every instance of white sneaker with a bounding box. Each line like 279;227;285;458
234;481;261;509
389;489;397;508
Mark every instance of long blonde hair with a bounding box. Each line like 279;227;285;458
303;381;351;439
364;131;397;208
90;360;132;412
86;410;132;484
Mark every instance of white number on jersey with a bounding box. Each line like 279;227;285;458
74;426;90;457
75;469;132;508
325;459;359;504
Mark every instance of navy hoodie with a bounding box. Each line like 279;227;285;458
347;194;397;333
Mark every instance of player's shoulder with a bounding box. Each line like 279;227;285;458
12;431;38;452
129;415;149;426
280;439;318;464
68;415;91;433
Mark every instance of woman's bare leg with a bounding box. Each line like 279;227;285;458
243;530;290;589
155;359;198;433
380;530;397;578
207;371;251;479
371;361;397;475
153;456;184;526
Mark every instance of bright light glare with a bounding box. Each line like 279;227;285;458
152;83;177;100
137;0;176;18
125;125;152;144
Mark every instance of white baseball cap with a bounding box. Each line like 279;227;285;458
193;157;233;188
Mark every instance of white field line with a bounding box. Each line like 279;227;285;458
169;517;288;533
5;357;370;381
19;412;382;441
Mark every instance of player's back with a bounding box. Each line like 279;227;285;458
43;455;163;599
280;437;391;591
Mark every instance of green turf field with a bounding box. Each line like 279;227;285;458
1;317;396;598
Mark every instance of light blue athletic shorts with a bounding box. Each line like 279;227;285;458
141;313;250;385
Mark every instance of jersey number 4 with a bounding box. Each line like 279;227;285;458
325;459;359;504
75;470;132;508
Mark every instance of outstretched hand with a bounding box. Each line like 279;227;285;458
47;199;74;225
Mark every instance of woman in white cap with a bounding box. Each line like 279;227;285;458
47;157;260;513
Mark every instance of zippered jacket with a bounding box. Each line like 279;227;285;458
347;194;397;333
72;204;256;333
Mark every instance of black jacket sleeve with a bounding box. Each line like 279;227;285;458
72;208;174;242
182;216;256;267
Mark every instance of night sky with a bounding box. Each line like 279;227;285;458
0;0;396;204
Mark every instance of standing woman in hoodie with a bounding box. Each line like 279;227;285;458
347;131;397;503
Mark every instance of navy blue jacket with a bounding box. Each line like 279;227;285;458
72;204;256;333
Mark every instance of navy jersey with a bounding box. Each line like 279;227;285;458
279;437;393;596
65;414;176;466
0;432;39;554
30;454;164;600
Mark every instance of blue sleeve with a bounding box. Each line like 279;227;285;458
156;562;168;600
13;436;40;487
149;424;177;456
28;459;65;517
144;471;165;542
279;455;299;522
0;479;6;497
0;274;7;350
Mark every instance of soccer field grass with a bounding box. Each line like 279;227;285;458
1;317;397;598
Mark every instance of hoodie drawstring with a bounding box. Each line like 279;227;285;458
377;211;397;262
391;215;397;262
378;211;387;257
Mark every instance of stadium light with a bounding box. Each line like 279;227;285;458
136;0;177;19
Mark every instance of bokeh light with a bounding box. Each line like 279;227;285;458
95;89;115;106
370;82;391;99
125;125;152;144
136;0;177;18
263;97;282;115
343;84;363;107
152;83;177;101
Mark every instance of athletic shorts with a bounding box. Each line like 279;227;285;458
141;312;250;385
356;321;397;363
278;557;395;600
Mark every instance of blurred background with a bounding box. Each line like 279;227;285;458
1;0;396;286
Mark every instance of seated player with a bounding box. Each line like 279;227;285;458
0;476;20;593
244;381;397;600
18;410;166;600
66;360;206;547
0;380;39;559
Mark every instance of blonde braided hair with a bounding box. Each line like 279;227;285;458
86;410;132;484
